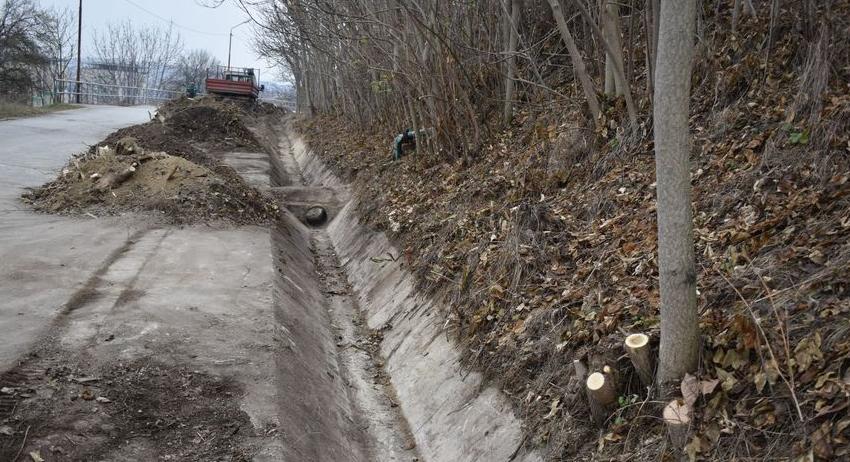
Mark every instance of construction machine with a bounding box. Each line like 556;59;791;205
205;65;264;100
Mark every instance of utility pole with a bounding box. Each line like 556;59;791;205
227;19;251;71
75;0;82;104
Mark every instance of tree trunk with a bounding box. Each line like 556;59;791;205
645;0;660;103
602;0;625;96
654;0;699;391
569;0;638;125
731;0;741;33
547;0;602;122
503;0;520;124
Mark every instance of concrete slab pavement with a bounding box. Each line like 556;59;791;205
0;105;154;370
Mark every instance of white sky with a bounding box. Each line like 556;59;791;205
39;0;282;83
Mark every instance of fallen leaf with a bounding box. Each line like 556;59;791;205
29;451;44;462
544;398;561;419
701;378;720;395
682;373;700;406
794;331;823;372
754;370;767;393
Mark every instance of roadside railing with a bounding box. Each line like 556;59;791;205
54;79;183;106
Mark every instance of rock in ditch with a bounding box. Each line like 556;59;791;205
304;206;328;226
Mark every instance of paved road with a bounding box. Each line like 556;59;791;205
0;106;153;368
0;105;154;210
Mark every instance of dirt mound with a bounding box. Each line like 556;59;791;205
96;97;265;170
24;141;278;225
25;97;280;224
0;357;254;461
157;97;262;148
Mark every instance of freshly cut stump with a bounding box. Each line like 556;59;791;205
625;333;653;388
305;206;328;226
586;371;617;426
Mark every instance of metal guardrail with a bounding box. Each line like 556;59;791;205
54;79;183;106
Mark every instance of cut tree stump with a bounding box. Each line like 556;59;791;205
625;333;654;389
586;370;618;426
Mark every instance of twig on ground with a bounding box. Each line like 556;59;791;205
714;267;805;422
12;425;30;462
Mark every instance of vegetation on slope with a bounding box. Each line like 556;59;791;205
270;0;849;459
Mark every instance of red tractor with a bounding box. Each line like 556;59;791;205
205;65;264;100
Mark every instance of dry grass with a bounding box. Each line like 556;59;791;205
0;102;78;120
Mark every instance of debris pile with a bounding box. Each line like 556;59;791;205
24;98;279;224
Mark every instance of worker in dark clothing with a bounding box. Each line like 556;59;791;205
393;128;416;160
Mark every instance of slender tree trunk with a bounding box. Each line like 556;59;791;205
732;0;741;33
602;0;615;95
654;0;699;390
547;0;602;122
503;0;520;124
645;0;660;103
602;0;625;96
570;0;638;125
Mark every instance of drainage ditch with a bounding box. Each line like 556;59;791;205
260;123;542;462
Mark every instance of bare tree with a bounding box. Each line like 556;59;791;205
600;0;625;96
36;6;76;90
92;20;183;93
0;0;48;101
548;0;602;121
177;48;220;91
653;0;699;390
503;0;520;124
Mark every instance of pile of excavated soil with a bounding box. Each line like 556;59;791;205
24;98;281;225
24;139;278;224
95;97;268;170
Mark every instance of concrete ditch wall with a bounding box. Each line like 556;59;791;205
289;133;543;462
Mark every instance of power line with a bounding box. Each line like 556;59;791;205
120;0;228;37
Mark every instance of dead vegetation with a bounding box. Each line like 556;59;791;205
22;97;280;225
297;2;850;460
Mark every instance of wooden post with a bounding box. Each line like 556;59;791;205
663;399;692;448
625;333;654;389
586;370;617;426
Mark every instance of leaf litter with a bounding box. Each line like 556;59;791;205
295;2;850;460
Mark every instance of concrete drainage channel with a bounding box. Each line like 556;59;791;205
231;125;543;462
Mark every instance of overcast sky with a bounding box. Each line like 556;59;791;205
40;0;282;83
